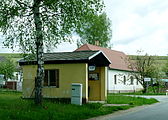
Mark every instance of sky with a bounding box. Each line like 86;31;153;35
0;0;168;55
104;0;168;56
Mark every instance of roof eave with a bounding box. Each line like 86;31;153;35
19;59;89;66
109;68;134;72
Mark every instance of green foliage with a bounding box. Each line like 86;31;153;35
76;12;112;48
129;52;164;93
0;57;16;80
136;54;157;78
0;0;104;53
162;60;168;77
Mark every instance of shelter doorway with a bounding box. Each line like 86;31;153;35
88;67;101;101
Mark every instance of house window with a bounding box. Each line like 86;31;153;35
89;73;99;80
136;79;139;85
123;76;126;85
114;75;117;84
44;69;59;87
130;76;134;85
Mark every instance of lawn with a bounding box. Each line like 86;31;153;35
0;91;158;120
107;95;158;105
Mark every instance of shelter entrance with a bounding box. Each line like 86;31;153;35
88;67;101;101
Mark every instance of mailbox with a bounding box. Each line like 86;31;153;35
71;83;82;105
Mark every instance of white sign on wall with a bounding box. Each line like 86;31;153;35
89;66;96;71
144;78;151;82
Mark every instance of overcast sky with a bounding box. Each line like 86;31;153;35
104;0;168;56
0;0;168;55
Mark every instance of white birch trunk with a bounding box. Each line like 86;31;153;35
33;0;44;105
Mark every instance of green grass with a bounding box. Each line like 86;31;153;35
0;53;22;58
0;53;22;63
0;91;158;120
128;55;168;67
107;95;158;106
109;92;166;96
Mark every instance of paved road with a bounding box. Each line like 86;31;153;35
90;96;168;120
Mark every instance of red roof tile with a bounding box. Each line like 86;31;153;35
75;44;131;71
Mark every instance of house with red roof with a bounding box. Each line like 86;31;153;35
75;44;143;93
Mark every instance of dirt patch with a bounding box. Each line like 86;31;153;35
103;104;129;107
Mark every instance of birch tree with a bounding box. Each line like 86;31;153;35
0;0;104;104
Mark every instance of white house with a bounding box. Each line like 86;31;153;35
75;44;143;93
0;56;22;91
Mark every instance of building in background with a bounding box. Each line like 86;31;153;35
0;56;22;91
75;44;143;93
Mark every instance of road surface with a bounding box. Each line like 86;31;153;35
89;96;168;120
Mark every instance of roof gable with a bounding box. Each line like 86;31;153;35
75;44;131;71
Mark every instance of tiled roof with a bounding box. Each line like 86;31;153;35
44;51;100;61
19;51;111;66
75;44;131;71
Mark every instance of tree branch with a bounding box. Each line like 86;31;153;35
15;0;31;8
40;6;61;17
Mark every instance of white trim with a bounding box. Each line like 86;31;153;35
88;51;111;64
88;51;101;60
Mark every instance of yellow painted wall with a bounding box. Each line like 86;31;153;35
22;65;37;98
22;63;88;101
100;67;107;101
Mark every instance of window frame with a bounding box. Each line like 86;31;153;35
123;76;126;85
130;76;134;85
114;75;117;84
136;79;139;85
44;69;59;88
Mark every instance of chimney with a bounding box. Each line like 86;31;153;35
95;41;99;46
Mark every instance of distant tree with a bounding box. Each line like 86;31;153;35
0;0;104;104
76;12;112;48
162;60;168;77
129;52;162;93
0;58;16;81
